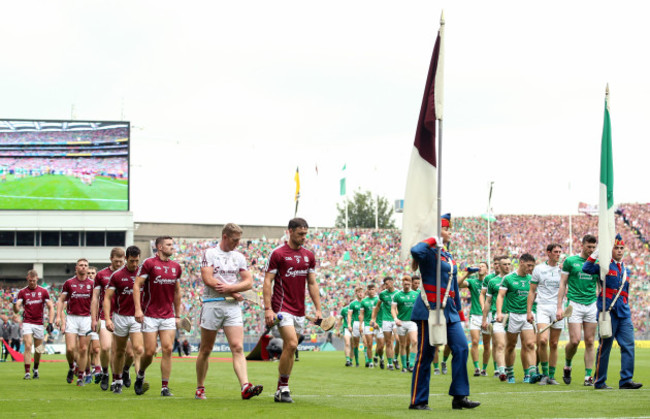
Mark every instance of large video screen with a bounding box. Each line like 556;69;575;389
0;120;129;211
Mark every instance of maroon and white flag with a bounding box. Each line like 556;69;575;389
401;15;445;260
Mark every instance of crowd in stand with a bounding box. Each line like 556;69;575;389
0;127;128;144
0;157;128;179
2;210;649;343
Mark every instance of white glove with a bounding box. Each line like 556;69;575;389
590;248;599;260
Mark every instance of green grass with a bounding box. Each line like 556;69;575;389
0;174;128;210
1;348;649;418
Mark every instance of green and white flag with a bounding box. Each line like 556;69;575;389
340;164;346;196
598;85;615;280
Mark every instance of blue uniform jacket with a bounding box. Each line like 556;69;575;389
582;258;630;319
410;241;461;323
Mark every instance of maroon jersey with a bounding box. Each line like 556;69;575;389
265;243;317;316
61;276;93;316
108;266;141;316
137;254;181;319
94;267;115;320
16;286;50;325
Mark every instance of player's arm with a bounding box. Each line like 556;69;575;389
527;283;537;324
263;271;276;327
200;265;221;290
371;299;381;328
90;287;101;330
173;280;183;318
55;293;67;328
103;288;115;332
13;298;22;314
496;288;507;322
556;272;568;320
391;302;402;327
307;272;322;319
133;276;145;323
481;294;492;330
216;270;253;296
46;299;55;325
347;306;353;331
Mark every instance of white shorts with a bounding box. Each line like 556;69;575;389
363;324;382;338
469;314;484;331
343;328;351;338
568;301;597;324
200;301;243;331
90;331;99;341
507;312;533;334
142;316;176;333
352;321;361;338
382;320;396;333
66;314;92;336
23;323;45;340
492;319;506;334
278;311;304;334
536;304;564;330
113;314;142;337
397;320;417;336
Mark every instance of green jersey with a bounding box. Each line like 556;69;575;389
340;306;349;329
392;290;419;321
465;276;484;316
378;289;399;322
486;275;506;315
562;255;599;305
349;300;362;323
482;273;496;289
360;296;379;326
500;272;531;314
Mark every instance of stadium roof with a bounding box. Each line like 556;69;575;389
0;120;128;133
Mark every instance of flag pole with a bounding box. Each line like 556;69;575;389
487;181;494;270
568;182;573;255
435;10;445;325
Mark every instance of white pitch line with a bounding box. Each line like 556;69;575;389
94;177;128;187
0;194;127;202
294;388;649;398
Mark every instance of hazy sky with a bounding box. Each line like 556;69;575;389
2;1;649;227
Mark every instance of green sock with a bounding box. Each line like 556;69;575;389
387;358;393;366
585;368;593;377
541;362;549;376
506;366;514;378
433;362;439;369
443;355;450;363
549;366;556;379
353;348;359;364
401;355;407;368
346;356;351;362
473;361;479;369
493;361;498;370
409;352;416;367
527;366;536;377
482;363;488;371
565;358;572;367
364;354;370;363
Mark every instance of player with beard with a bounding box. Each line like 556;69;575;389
14;270;54;380
372;277;399;370
195;223;263;400
56;259;94;386
104;245;146;394
133;236;183;397
391;275;419;373
263;218;322;403
91;248;125;390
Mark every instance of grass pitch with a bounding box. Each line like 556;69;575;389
0;174;128;210
1;349;649;418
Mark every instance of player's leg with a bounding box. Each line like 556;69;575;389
407;329;418;372
398;331;409;372
547;327;562;384
76;335;90;385
196;327;217;395
351;335;360;366
99;325;112;380
139;332;157;373
383;329;394;369
112;334;129;393
343;332;352;366
363;329;374;367
441;344;451;375
64;332;77;382
493;331;506;379
122;339;135;387
481;330;491;375
32;336;43;378
504;332;518;382
582;321;597;385
564;302;582;384
521;329;539;382
393;334;400;368
159;328;176;395
276;323;299;402
375;332;385;368
22;332;33;379
469;329;480;376
224;324;263;399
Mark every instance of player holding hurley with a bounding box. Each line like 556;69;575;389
195;223;263;400
264;218;322;403
133;236;183;397
56;259;94;386
14;269;54;380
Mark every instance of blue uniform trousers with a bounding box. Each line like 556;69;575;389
594;314;635;388
410;319;469;406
